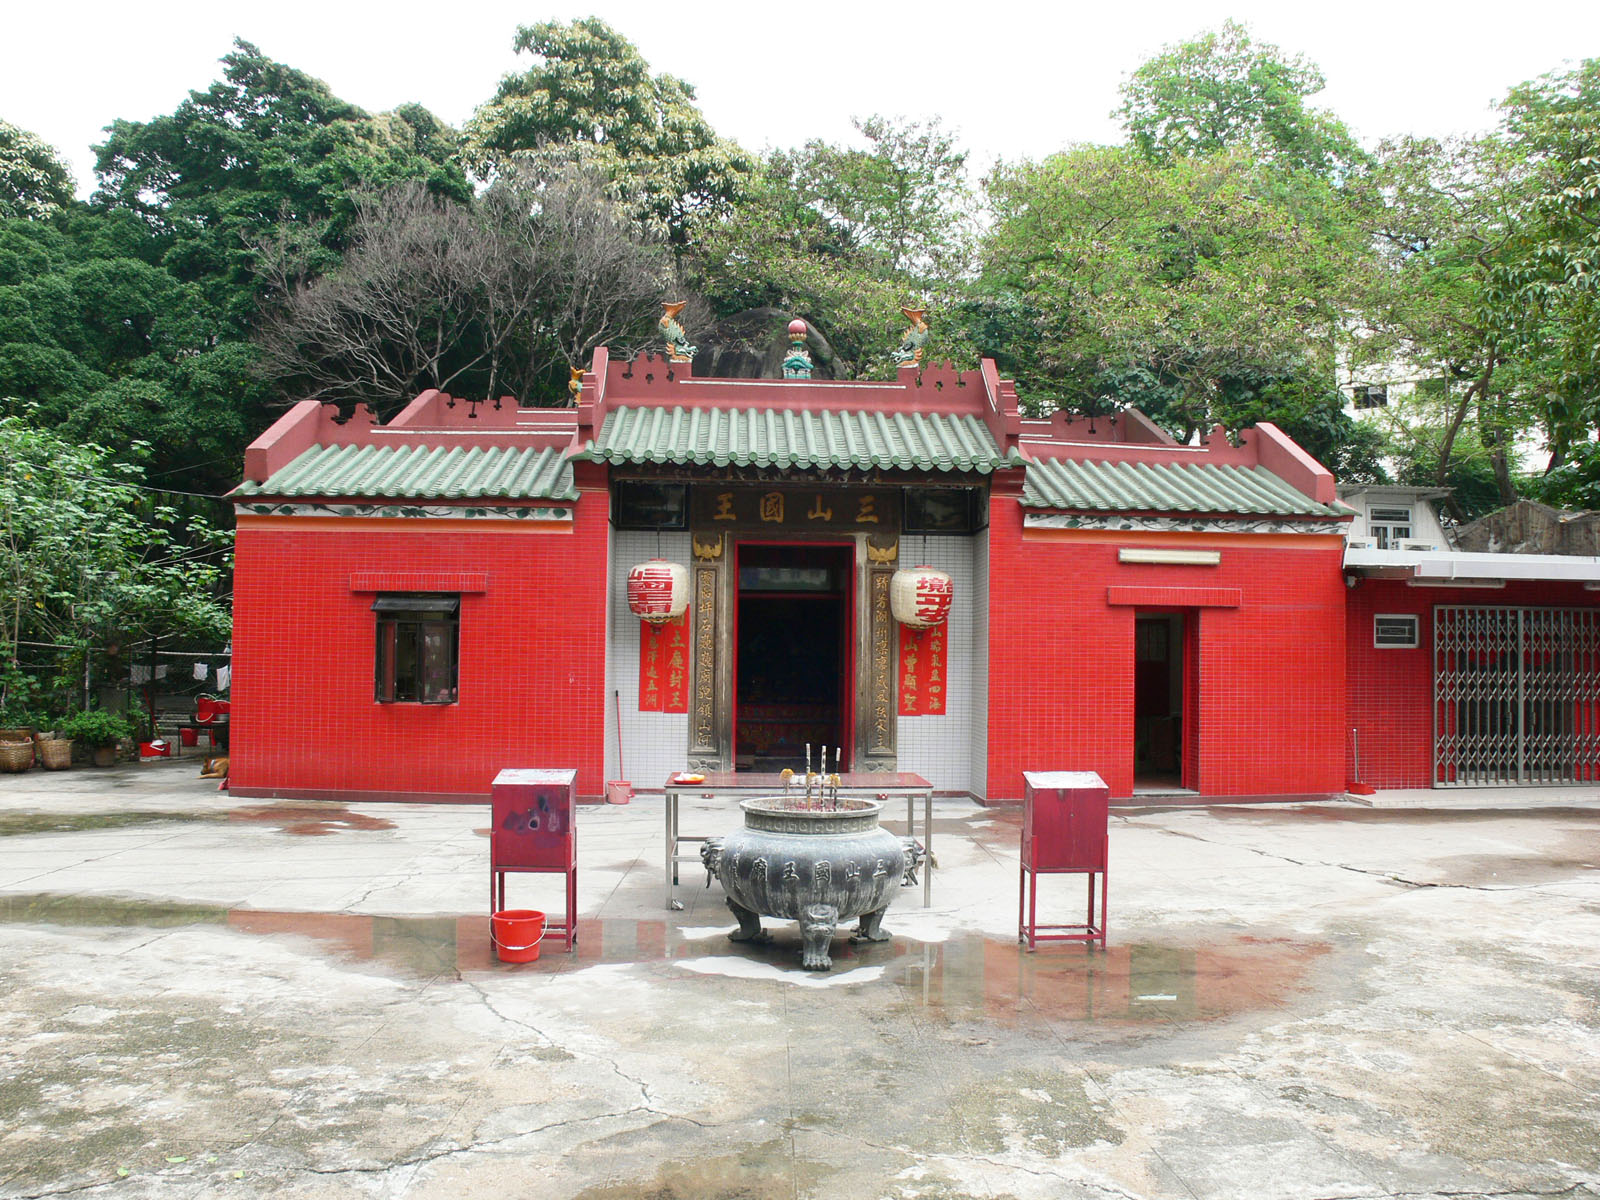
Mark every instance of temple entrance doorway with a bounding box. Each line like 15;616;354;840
1134;613;1192;792
733;542;853;773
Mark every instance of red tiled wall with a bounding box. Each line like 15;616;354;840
984;498;1348;801
1346;578;1600;788
230;506;608;802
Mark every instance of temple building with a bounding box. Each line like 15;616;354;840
229;330;1396;805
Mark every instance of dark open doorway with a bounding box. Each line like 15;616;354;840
734;542;853;772
1134;613;1189;792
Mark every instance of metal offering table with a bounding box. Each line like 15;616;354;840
662;771;934;910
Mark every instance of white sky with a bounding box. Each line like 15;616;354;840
6;0;1598;198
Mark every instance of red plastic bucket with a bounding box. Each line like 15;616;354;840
179;728;198;747
491;909;546;963
605;780;632;805
139;740;171;759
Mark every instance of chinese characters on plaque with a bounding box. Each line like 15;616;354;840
689;485;900;533
898;621;948;716
639;609;690;713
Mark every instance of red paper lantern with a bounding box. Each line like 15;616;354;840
627;560;689;624
890;565;953;628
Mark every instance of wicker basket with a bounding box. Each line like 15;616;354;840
0;740;34;772
36;738;72;770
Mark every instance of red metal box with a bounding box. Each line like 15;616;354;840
1022;771;1109;872
491;768;577;870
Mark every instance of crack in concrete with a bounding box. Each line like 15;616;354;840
460;976;660;1109
285;1105;724;1181
1151;827;1560;892
340;860;428;910
1308;1183;1598;1200
6;1179;124;1199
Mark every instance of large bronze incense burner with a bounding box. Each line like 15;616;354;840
701;783;924;971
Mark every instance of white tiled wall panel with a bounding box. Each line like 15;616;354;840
896;534;984;796
605;530;692;791
968;527;990;799
606;527;990;798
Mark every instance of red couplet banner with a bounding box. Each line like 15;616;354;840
639;610;690;713
898;621;948;716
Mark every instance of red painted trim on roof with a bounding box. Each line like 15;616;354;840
1249;421;1336;504
242;400;377;484
1105;586;1242;608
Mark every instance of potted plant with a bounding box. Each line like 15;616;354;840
58;709;135;767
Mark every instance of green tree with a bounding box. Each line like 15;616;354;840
983;145;1368;447
1116;20;1364;177
693;118;981;377
1493;58;1600;483
0;120;74;219
785;116;975;280
464;18;751;255
0;208;270;495
0;413;230;720
94;39;469;325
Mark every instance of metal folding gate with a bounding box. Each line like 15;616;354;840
1434;605;1600;785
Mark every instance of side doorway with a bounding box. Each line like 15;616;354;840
1134;613;1195;792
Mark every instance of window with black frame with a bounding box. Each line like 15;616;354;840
373;595;459;703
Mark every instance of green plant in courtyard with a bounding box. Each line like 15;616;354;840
57;708;133;747
0;411;231;716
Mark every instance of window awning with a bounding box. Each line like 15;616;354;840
371;596;461;614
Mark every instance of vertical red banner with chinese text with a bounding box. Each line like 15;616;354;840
898;622;948;716
639;610;691;712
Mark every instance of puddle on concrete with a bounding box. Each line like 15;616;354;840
1423;853;1600;887
0;895;1326;1020
0;804;397;838
228;804;396;836
0;811;226;837
0;894;470;978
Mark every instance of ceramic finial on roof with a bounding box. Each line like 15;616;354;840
782;318;813;379
893;307;930;366
659;301;696;363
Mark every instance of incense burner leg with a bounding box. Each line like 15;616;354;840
852;904;892;943
800;903;839;970
726;899;770;944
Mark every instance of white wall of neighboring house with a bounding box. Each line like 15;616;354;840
1338;486;1453;550
1338;358;1547;477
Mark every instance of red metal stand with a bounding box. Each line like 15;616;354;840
1019;771;1109;950
490;769;579;951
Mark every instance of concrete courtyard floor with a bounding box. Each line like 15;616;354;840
1;761;1598;1200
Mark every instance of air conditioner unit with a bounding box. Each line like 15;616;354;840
1345;538;1375;549
1399;540;1436;552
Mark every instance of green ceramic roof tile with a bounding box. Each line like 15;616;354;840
235;443;579;501
1022;458;1338;517
577;406;1024;473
